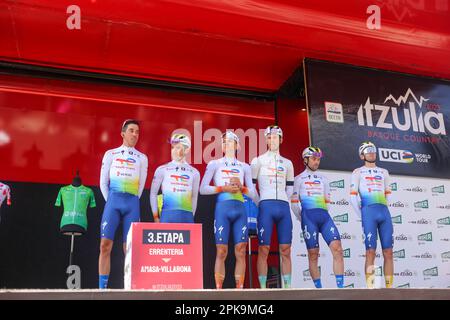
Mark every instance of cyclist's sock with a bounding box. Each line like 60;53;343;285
385;275;393;288
235;274;245;289
365;273;375;289
215;273;225;289
258;275;267;289
99;274;109;289
313;278;322;288
282;274;291;288
335;274;344;288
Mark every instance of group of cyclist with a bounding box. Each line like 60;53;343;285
98;119;394;290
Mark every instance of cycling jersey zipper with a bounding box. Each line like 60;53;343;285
275;153;278;200
73;187;78;224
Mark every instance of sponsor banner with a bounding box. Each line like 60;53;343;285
305;59;450;178
124;222;203;289
291;170;450;289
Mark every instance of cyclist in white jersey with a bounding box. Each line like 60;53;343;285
0;182;11;223
291;147;344;288
200;131;256;289
150;134;200;223
98;119;148;289
350;141;394;288
0;182;11;207
251;125;294;288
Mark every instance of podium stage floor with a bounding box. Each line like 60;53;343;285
0;288;449;300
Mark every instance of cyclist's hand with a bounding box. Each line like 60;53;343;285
222;185;241;193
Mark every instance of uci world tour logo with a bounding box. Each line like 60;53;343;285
379;148;414;164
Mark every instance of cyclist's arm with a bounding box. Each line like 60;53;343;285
6;186;11;205
250;157;260;186
250;157;261;203
286;160;295;199
350;169;362;218
323;175;331;210
150;166;164;217
290;176;301;221
191;170;200;216
199;162;220;195
100;151;113;201
138;154;148;198
243;163;257;202
384;169;392;205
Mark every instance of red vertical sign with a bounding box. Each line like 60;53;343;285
125;222;203;289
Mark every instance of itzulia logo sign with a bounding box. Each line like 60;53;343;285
357;88;446;135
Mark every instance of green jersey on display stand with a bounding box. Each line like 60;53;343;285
55;185;96;230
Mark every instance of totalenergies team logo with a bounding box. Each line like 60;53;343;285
268;166;285;175
221;169;240;177
305;180;321;186
170;174;190;182
365;175;383;182
116;158;136;166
